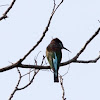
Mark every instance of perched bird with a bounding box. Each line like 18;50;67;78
46;38;70;82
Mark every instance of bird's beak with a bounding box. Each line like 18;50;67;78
63;47;71;53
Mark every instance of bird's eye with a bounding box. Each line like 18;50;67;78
59;43;63;48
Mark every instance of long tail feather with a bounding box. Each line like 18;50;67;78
54;71;59;82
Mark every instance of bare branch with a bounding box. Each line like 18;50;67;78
4;52;100;71
74;54;100;63
0;53;100;72
61;27;100;65
17;69;39;90
8;51;43;99
54;0;64;13
14;53;45;91
22;69;34;77
13;0;64;65
60;76;66;100
0;61;21;72
0;0;16;21
1;51;99;71
0;52;100;72
72;27;100;60
16;64;50;69
9;68;21;100
52;0;56;12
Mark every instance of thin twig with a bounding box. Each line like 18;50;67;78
54;0;64;13
60;76;66;100
62;65;70;77
9;52;43;99
74;54;100;63
17;69;39;90
8;68;21;100
16;54;46;90
0;0;16;21
22;69;34;77
0;4;9;7
52;0;56;13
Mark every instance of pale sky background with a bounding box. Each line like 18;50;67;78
0;0;100;100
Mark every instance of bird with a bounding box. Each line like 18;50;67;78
46;38;71;82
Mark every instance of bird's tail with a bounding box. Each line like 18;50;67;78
54;71;59;82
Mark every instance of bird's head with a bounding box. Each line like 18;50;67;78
51;38;71;52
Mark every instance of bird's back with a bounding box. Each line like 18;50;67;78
46;44;62;70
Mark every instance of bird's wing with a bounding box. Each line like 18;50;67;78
51;51;62;71
53;52;58;72
46;50;62;71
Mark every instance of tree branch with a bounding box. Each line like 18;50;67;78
8;52;46;100
0;0;65;72
74;54;100;63
0;51;99;72
8;68;21;100
60;76;66;100
73;27;100;60
0;52;100;72
0;0;16;21
8;52;44;99
0;9;100;72
61;27;100;65
10;0;64;65
17;70;39;90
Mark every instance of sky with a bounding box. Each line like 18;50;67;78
0;0;100;100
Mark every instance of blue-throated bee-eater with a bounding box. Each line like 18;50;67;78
46;38;70;82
